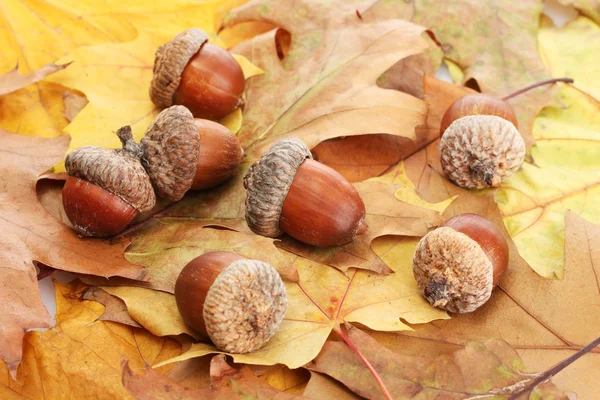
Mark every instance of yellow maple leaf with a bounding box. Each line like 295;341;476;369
495;85;600;278
45;1;262;172
0;280;180;398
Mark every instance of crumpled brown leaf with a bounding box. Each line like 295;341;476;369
67;285;142;328
123;354;305;400
0;280;180;398
0;130;148;377
310;325;567;399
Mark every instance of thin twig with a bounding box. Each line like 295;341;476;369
333;325;393;400
502;77;574;101
508;335;600;399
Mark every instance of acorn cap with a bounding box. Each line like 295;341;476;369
244;138;312;237
141;106;200;201
440;115;526;189
150;28;209;109
65;126;156;212
203;259;287;353
413;227;493;313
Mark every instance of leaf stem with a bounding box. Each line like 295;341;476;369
508;335;600;399
333;325;393;400
501;77;574;101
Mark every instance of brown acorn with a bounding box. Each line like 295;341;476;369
412;213;509;313
244;138;367;247
174;251;287;353
149;28;245;121
63;126;156;237
140;106;243;201
439;78;574;189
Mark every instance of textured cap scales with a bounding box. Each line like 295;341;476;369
440;115;525;189
203;259;287;353
413;227;493;313
244;138;312;238
142;106;200;201
150;28;209;109
65;127;156;212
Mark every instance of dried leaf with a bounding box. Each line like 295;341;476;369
223;0;429;157
557;0;600;25
396;0;550;149
123;354;305;399
367;206;600;398
310;326;567;399
304;372;360;400
495;85;600;278
539;15;600;101
0;130;146;377
68;285;142;328
0;281;180;398
0;63;69;96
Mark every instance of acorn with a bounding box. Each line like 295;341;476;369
141;106;243;201
63;126;156;237
412;213;509;313
244;138;367;247
439;78;573;189
149;28;245;121
174;251;287;353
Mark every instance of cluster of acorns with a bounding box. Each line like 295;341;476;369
60;27;531;353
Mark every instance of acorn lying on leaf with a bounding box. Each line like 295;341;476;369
150;28;246;121
413;213;508;313
141;106;244;202
175;251;287;353
244;138;367;247
63;126;156;238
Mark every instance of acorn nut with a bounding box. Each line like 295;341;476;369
412;213;509;313
244;138;367;247
150;28;245;121
174;251;287;353
440;94;526;189
63;126;156;237
140;106;244;201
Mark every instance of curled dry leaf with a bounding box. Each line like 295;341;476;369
0;130;147;378
67;285;142;328
0;63;69;96
122;354;305;400
309;325;567;399
223;0;429;156
0;281;180;398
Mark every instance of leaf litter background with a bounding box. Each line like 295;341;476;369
1;0;600;398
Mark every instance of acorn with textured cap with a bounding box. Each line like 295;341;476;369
62;126;156;237
140;106;244;201
439;78;573;189
149;28;245;120
412;213;509;313
244;138;367;247
175;251;287;353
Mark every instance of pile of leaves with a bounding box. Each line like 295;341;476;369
2;0;600;398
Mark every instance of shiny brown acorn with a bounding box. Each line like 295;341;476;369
174;251;287;353
149;28;245;121
140;106;243;201
244;138;367;247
